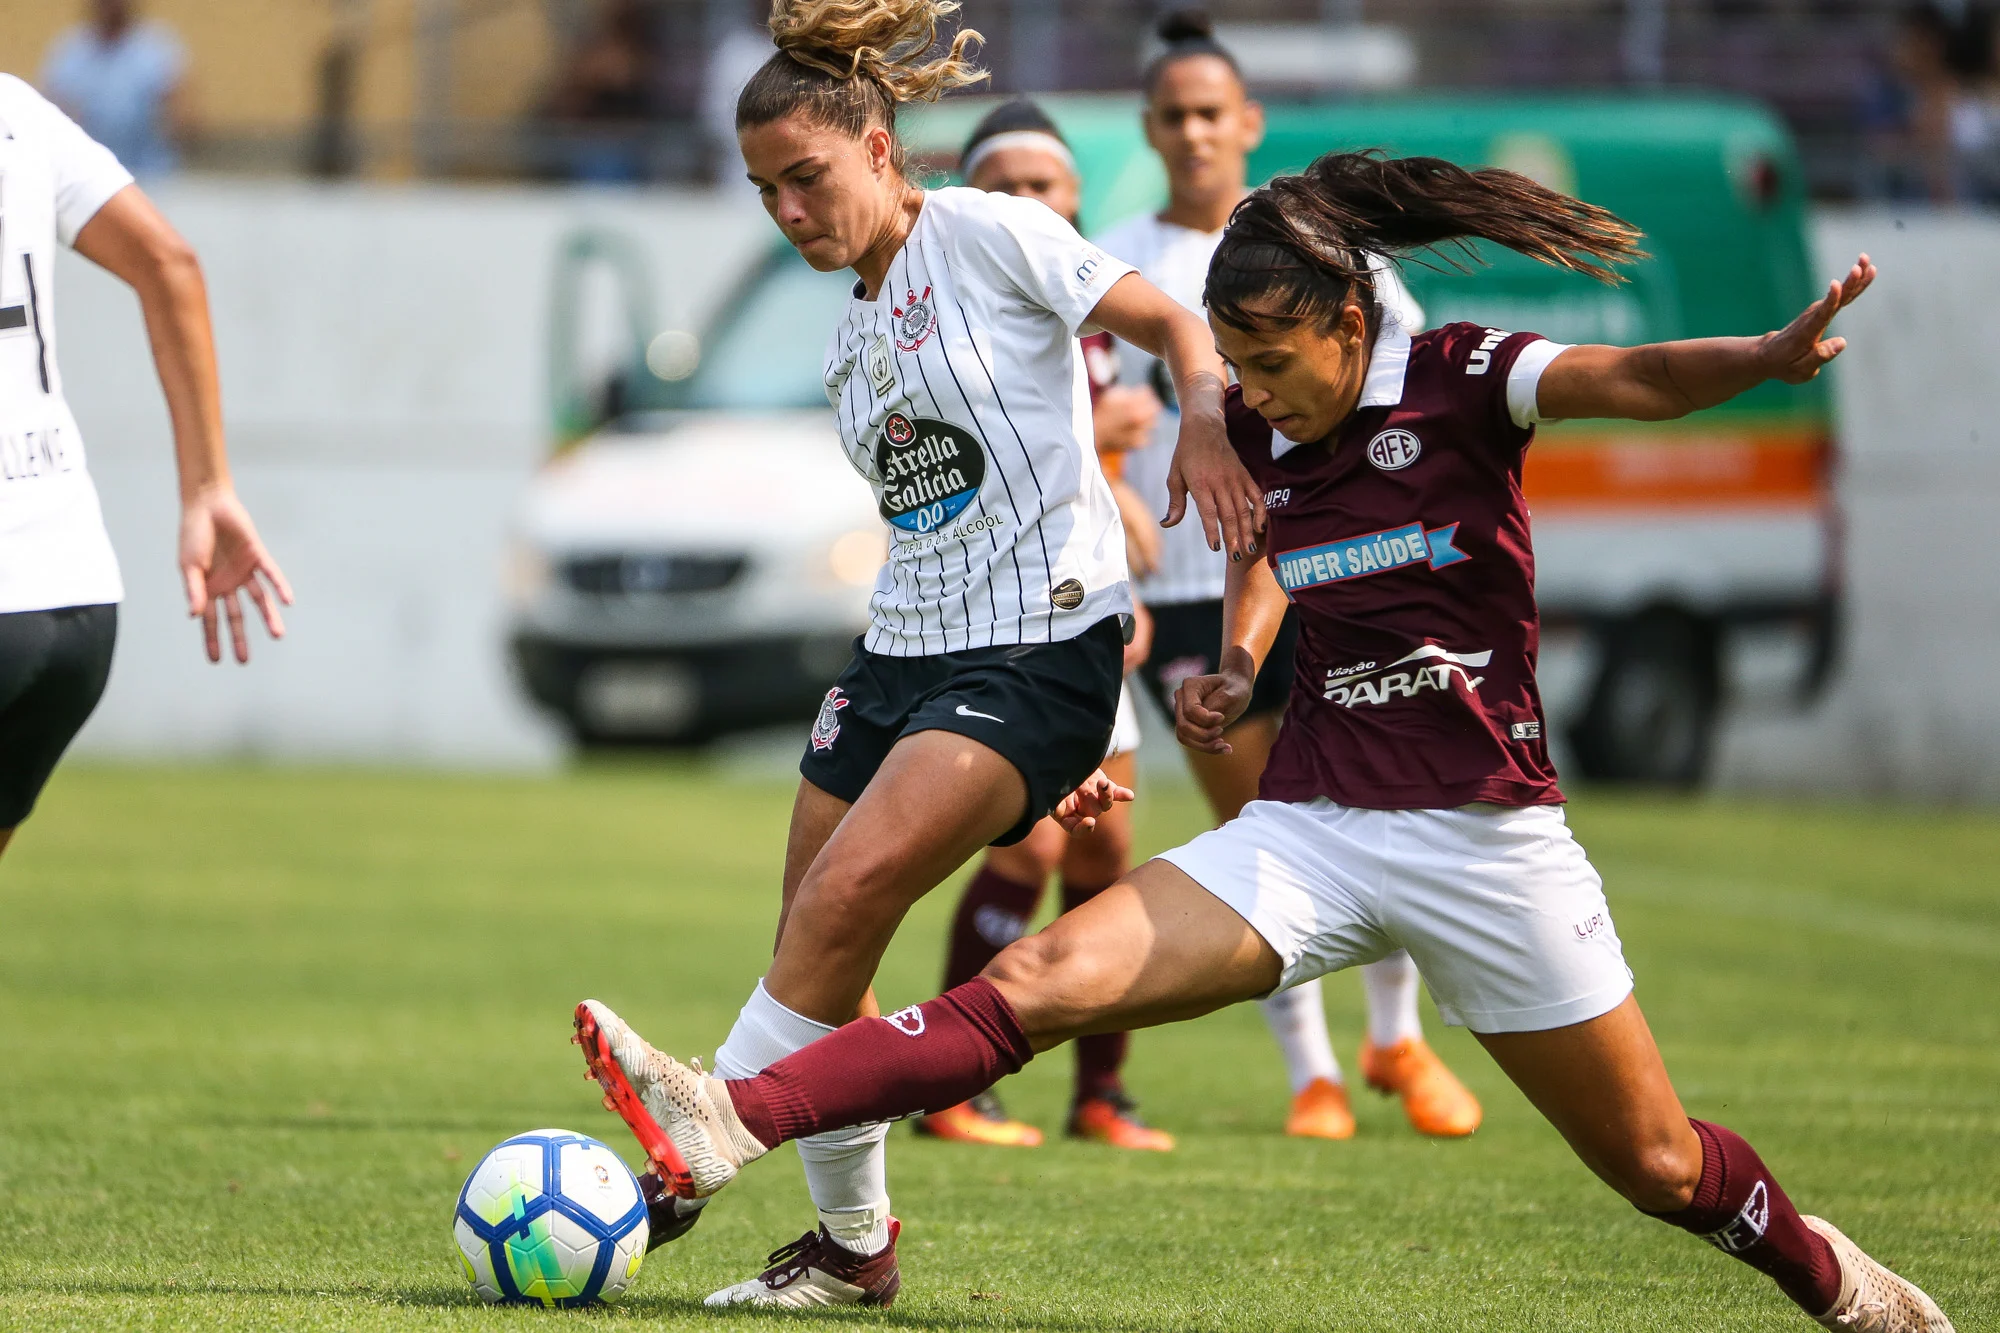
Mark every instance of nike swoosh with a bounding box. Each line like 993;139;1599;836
955;704;1005;724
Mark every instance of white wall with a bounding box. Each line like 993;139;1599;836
1714;209;2000;800
61;179;768;767
49;186;2000;796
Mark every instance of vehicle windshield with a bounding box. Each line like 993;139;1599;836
676;251;856;411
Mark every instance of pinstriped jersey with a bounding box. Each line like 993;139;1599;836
824;187;1135;656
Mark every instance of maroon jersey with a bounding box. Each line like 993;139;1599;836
1232;322;1562;809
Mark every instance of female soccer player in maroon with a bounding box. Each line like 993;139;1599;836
578;152;1954;1330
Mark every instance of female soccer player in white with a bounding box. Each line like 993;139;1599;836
576;154;1955;1331
572;0;1261;1307
1096;8;1478;1141
0;74;289;862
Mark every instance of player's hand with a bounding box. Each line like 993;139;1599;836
1761;253;1876;384
1163;384;1264;561
179;485;293;664
1122;598;1154;676
1174;647;1256;754
1053;768;1135;834
1092;384;1160;456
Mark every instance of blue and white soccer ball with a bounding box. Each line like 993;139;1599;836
453;1129;650;1306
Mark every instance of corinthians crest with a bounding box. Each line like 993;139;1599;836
810;687;849;752
892;285;936;352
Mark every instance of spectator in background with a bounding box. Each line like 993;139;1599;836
1863;4;1957;199
39;0;191;177
541;0;664;183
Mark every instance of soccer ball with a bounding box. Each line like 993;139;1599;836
453;1129;650;1306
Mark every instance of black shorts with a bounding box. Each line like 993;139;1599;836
1134;598;1298;725
799;616;1125;846
0;603;118;828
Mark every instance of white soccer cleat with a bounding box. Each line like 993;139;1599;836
704;1219;903;1308
572;999;767;1199
1804;1216;1954;1331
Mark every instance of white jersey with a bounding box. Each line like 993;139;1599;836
825;187;1135;656
1092;211;1425;605
0;75;130;614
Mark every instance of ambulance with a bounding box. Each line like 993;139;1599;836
514;93;1838;784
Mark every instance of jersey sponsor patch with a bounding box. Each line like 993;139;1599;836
1319;644;1491;709
876;413;986;534
1366;429;1422;471
891;286;936;352
1465;327;1511;375
867;335;894;396
1274;521;1469;595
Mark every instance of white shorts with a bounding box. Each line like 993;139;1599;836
1104;682;1142;759
1159;800;1633;1034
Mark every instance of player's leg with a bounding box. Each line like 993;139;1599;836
1479;998;1953;1329
0;604;118;865
913;818;1062;1146
1054;751;1171;1151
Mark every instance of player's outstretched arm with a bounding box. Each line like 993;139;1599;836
1536;253;1876;423
1175;557;1287;755
1086;273;1265;559
73;187;293;664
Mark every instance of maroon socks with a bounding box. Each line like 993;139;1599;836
943;867;1043;990
726;978;1035;1148
1649;1118;1842;1316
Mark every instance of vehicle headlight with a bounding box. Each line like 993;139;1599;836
826;528;887;587
505;540;554;605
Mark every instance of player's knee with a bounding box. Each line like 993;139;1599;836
982;928;1116;1043
1618;1135;1702;1213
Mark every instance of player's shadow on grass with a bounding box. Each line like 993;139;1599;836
612;1294;1195;1330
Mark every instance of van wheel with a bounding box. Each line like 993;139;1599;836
1569;613;1717;787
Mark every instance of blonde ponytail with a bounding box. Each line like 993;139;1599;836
770;0;985;104
737;0;985;168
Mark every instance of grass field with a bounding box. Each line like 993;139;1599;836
0;763;1994;1331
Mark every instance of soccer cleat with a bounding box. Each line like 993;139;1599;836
1285;1076;1357;1140
1803;1216;1955;1331
704;1218;903;1308
1068;1090;1175;1152
572;999;766;1198
1360;1037;1483;1138
913;1091;1044;1147
638;1171;706;1252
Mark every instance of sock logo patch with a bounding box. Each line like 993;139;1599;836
1705;1179;1770;1253
885;1005;926;1037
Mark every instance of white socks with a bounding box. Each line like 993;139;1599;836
1261;953;1427;1093
713;981;893;1256
1361;950;1424;1050
1260;979;1341;1094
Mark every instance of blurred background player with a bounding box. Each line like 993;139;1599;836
1094;8;1479;1142
38;0;193;178
573;0;1265;1307
0;74;289;863
914;99;1171;1153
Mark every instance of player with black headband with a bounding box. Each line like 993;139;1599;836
913;98;1172;1153
0;74;289;863
570;0;1264;1307
575;149;1951;1333
1096;8;1480;1143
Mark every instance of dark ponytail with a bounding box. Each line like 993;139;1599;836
1143;8;1242;95
1206;150;1646;335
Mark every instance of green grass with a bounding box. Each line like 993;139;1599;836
0;763;1994;1331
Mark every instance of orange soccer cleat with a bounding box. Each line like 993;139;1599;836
1360;1038;1482;1138
1068;1092;1176;1152
1284;1076;1357;1140
912;1092;1044;1147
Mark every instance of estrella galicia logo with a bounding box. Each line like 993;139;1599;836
876;412;986;534
1367;428;1422;471
892;286;936;352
